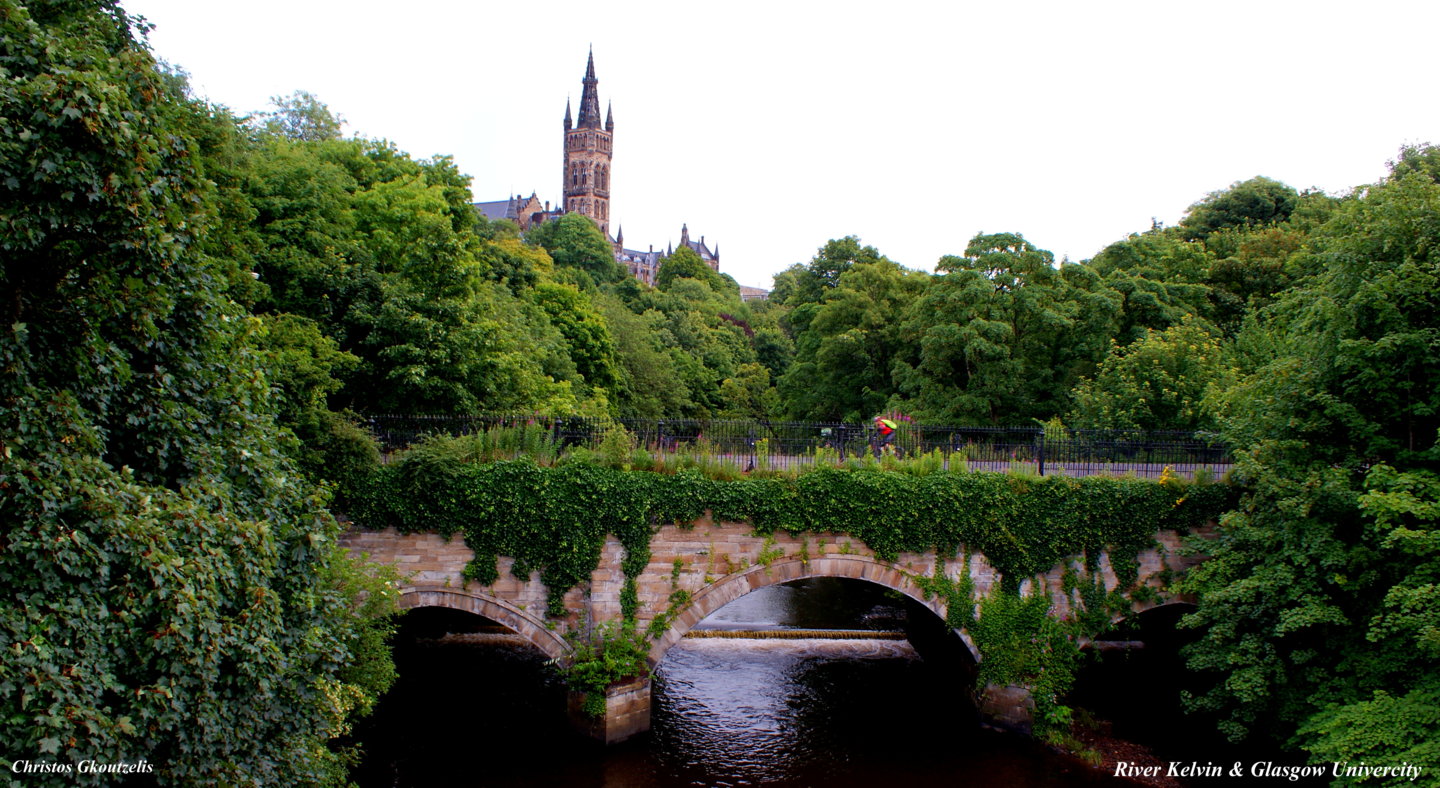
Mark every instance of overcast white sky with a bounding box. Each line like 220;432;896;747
124;0;1437;289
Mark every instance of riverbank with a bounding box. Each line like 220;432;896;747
1067;717;1183;788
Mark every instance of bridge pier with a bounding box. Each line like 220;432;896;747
567;677;651;744
978;683;1036;734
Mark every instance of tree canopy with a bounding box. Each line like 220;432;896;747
0;2;394;782
1179;164;1440;761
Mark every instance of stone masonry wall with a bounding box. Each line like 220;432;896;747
339;515;1208;664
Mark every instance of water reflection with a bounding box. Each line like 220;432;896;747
651;637;1112;788
654;639;917;785
696;577;908;632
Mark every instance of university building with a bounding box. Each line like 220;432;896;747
475;51;738;291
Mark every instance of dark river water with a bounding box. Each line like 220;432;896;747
351;579;1189;787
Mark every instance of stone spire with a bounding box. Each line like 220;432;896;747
564;98;572;130
562;47;613;237
577;49;602;129
605;101;614;133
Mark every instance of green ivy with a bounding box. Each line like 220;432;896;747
971;590;1082;735
559;621;649;717
350;453;1230;608
915;554;977;631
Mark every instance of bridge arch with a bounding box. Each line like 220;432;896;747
399;586;571;661
646;553;978;666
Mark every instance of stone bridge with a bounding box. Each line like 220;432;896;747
342;512;1206;743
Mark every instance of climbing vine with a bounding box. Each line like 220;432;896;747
559;621;649;717
970;590;1082;735
914;554;977;631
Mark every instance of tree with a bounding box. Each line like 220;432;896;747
526;212;622;284
777;236;891;340
596;295;692;418
345;276;583;413
718;362;781;420
260;90;344;142
1086;230;1215;342
892;233;1118;423
778;254;924;421
1387;142;1440;184
229;123;594;417
0;2;392;782
530;281;620;394
252;313;378;488
655;245;726;293
1180;158;1440;761
1180;176;1300;241
1067;318;1231;431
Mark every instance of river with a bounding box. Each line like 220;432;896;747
350;579;1155;787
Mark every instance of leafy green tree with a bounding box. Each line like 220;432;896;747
259;89;344;142
228;120;596;417
1201;224;1304;333
777;236;891;340
752;324;794;382
530;281;620;394
1086;230;1215;341
718;362;781;420
655;245;727;293
1180;176;1300;241
1296;464;1440;774
1387;142;1440;184
252;313;378;487
778;254;924;421
527;212;622;284
0;3;393;782
596;295;693;418
345;276;583;413
1180;159;1440;761
479;232;553;295
624;276;759;418
767;263;806;307
241;135;370;330
893;233;1118;423
1067;318;1231;431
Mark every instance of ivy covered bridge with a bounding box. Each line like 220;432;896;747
342;441;1230;742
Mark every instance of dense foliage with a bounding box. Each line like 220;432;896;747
0;2;394;783
1177;161;1440;769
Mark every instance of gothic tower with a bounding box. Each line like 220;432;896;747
563;49;613;236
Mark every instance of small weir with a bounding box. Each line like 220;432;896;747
685;628;907;640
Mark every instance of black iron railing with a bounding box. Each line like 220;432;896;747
359;413;1230;479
